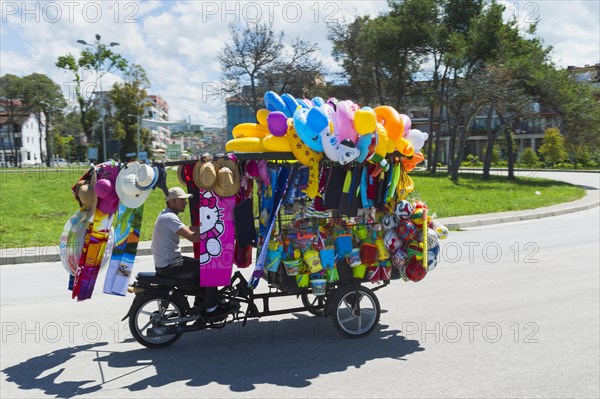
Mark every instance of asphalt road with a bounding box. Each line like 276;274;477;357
1;172;598;398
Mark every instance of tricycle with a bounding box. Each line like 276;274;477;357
124;266;388;348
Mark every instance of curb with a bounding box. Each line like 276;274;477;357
2;192;598;266
441;199;599;229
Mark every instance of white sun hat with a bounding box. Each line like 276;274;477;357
116;162;157;209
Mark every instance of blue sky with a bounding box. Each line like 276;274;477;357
1;1;599;127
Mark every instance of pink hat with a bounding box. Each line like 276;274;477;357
95;178;119;214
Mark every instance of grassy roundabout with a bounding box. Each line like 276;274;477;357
0;167;586;248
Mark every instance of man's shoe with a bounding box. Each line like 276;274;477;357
206;302;236;322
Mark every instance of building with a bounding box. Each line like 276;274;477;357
145;95;171;152
0;101;46;167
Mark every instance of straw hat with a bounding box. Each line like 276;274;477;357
177;165;187;186
116;162;157;209
193;160;218;190
76;168;97;213
213;158;240;197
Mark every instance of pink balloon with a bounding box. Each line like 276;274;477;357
400;114;412;137
267;111;289;137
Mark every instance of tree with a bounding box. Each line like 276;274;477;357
108;64;151;161
21;73;66;166
258;38;323;98
219;21;283;113
538;127;567;166
56;35;128;160
328;16;384;104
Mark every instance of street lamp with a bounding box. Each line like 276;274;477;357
77;34;120;162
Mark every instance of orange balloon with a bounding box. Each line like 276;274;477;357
395;137;415;157
402;152;424;173
374;106;403;141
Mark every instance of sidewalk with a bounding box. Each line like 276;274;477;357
1;189;598;266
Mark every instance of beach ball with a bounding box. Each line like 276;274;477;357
394;200;413;220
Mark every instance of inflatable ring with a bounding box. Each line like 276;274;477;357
263;134;292;152
226;137;266;152
288;127;322;167
264;91;291;117
232;123;269;139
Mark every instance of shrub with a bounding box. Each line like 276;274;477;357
520;147;540;168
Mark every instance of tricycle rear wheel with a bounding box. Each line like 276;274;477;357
329;285;380;338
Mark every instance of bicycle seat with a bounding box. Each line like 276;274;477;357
136;272;197;286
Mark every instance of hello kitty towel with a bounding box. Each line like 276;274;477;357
198;190;235;286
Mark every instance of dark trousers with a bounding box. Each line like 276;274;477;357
156;256;219;308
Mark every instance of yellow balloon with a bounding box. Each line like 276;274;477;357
354;108;377;135
256;109;269;126
225;137;265;152
287;127;322;167
232;123;269;139
374;123;390;158
395;137;415;157
263;134;292;152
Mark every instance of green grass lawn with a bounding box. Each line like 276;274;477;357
0;167;586;248
408;171;585;217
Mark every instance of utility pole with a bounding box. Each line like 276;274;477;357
77;34;120;162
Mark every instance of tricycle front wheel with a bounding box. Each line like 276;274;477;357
329;285;380;338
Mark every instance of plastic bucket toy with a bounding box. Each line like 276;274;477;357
283;258;302;276
266;240;283;272
303;249;323;273
375;238;390;261
346;248;362;267
310;279;327;296
360;243;378;266
319;247;336;269
334;234;353;257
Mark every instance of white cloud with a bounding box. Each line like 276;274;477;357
1;0;598;128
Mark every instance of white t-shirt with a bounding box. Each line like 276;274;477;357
151;208;186;268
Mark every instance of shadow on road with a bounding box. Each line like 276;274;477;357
2;314;423;395
2;342;108;398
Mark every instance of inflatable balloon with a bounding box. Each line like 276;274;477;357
294;107;324;152
406;129;429;152
337;139;360;165
311;96;325;107
356;132;375;163
301;98;313;108
354;107;377;135
395;136;415;157
307;106;329;133
321;122;339;162
401;152;425;173
263;135;292;152
232;123;269;139
256;109;269;126
399;114;412;137
267;111;289;137
287;127;322;167
264;91;291;117
333;100;357;143
226;137;266;152
282;93;301;116
374;106;403;141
